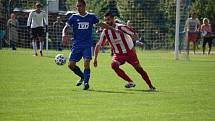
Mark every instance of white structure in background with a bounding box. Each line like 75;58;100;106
175;0;180;60
48;0;59;13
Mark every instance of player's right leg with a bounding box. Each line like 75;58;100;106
202;38;207;55
68;60;84;86
193;41;196;54
68;48;84;86
208;38;212;55
111;59;135;88
127;49;155;90
37;27;45;56
31;28;38;56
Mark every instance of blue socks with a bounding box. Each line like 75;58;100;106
70;66;90;84
84;68;90;84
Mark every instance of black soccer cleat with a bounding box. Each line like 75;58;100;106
83;83;89;90
125;83;136;88
34;53;38;56
40;51;43;56
149;86;156;91
76;79;83;86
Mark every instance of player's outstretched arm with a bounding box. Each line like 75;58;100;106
93;43;101;68
62;24;70;46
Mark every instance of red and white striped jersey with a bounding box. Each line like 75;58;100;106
97;23;135;54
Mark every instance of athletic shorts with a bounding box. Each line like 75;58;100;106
69;46;92;62
112;49;139;66
188;32;198;42
31;27;45;40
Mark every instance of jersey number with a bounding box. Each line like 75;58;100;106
78;22;89;29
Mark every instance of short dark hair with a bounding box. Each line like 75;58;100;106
77;0;86;6
104;11;114;18
35;2;41;7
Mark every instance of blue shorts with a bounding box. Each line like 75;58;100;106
69;46;92;62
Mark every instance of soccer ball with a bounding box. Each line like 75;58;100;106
55;54;66;65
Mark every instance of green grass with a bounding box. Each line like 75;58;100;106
0;48;215;121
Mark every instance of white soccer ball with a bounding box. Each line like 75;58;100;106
55;54;66;65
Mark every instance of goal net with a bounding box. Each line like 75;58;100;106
0;0;193;59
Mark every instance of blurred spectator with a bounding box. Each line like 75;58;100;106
201;18;212;55
7;13;19;50
53;16;64;51
184;12;200;55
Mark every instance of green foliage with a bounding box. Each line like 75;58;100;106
189;0;215;28
67;0;120;19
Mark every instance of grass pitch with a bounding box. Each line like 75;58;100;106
0;49;215;121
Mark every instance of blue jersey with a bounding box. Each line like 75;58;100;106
67;12;99;47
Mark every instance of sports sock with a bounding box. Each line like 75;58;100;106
112;62;132;82
69;65;84;79
136;67;153;88
40;41;44;51
32;41;37;54
84;68;90;84
115;68;133;82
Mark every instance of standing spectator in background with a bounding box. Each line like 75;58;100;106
7;13;18;50
201;18;213;55
184;12;200;55
53;16;64;51
27;2;48;56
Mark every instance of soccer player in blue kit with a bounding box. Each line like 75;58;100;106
62;0;100;90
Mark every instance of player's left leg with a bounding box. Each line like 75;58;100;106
83;58;91;90
127;49;155;90
193;41;196;54
208;38;212;55
37;27;45;56
82;47;93;90
133;64;155;90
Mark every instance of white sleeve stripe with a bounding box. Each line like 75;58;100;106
120;26;134;35
27;11;33;26
43;12;48;25
97;31;106;46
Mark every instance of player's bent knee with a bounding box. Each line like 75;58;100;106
68;63;76;70
68;64;74;70
111;62;119;70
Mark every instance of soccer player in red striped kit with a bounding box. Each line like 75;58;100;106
93;12;156;90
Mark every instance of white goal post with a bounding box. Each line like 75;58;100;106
175;0;180;60
46;0;58;55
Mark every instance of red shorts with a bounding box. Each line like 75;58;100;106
188;32;198;42
112;49;139;66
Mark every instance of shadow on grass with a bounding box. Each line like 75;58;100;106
126;89;159;93
88;89;135;94
83;89;159;94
